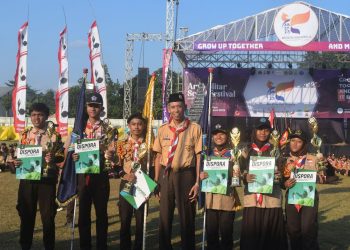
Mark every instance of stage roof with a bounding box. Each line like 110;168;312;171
175;1;350;68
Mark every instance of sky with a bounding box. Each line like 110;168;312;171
0;0;349;92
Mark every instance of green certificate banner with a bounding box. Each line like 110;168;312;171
248;156;275;194
16;145;42;180
75;139;100;174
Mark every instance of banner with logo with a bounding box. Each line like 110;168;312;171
288;170;316;207
183;68;350;119
16;145;42;180
74;139;100;174
56;26;69;137
88;20;107;119
12;22;28;133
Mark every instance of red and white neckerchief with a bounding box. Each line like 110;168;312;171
291;155;307;212
164;118;190;175
251;142;270;205
84;120;102;186
213;147;230;157
129;136;143;162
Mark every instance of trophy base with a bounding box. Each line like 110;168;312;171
231;177;241;187
122;182;135;195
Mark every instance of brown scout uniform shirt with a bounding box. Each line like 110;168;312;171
284;153;318;174
153;119;202;171
241;146;283;208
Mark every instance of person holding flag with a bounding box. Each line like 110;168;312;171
199;123;241;250
153;92;202;250
14;103;64;250
115;113;148;250
240;117;287;250
66;92;115;250
283;129;320;250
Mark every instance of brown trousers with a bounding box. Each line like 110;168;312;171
159;167;196;250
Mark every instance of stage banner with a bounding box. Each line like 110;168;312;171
56;26;69;137
162;48;172;122
12;22;29;133
183;68;350;119
88;20;107;119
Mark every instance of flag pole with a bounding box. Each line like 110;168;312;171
142;73;156;250
202;67;214;250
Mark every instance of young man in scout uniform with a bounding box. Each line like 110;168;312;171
283;129;320;250
14;103;64;250
115;113;148;250
199;123;241;250
153;92;202;250
71;92;114;250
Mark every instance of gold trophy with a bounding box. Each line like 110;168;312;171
122;142;148;194
101;118;118;172
308;117;322;154
43;121;61;177
230;127;242;187
270;129;281;183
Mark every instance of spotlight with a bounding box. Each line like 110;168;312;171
288;63;292;69
268;63;273;69
250;67;256;75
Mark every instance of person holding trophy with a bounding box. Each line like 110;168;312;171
239;117;287;250
115;113;149;250
153;92;202;250
283;128;320;250
70;92;115;250
14;103;64;250
199;123;241;250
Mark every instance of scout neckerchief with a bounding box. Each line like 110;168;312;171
291;154;307;212
213;147;230;158
128;136;143;162
164;118;190;176
84;119;102;185
251;142;270;205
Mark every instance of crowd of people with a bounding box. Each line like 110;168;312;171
0;91;348;250
0;142;17;173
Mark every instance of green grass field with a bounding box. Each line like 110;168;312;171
0;172;349;249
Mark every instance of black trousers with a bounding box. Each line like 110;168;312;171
119;180;145;250
206;209;235;250
78;174;110;250
159;167;196;250
16;180;57;250
240;207;287;250
285;192;319;250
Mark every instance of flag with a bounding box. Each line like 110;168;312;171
56;73;88;206
269;109;275;129
56;26;69;137
12;21;28;133
279;129;290;149
162;48;172;122
142;73;156;149
88;20;107;119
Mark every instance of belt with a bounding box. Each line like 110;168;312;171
161;165;194;172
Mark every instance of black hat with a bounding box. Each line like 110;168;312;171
168;92;185;104
86;92;103;105
255;117;271;130
289;129;308;142
212;123;228;135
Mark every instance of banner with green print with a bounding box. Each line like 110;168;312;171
248;156;275;194
288;170;316;207
16;145;42;180
75;139;100;174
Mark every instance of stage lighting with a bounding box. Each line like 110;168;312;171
268;63;273;69
288;63;292;69
250;67;256;75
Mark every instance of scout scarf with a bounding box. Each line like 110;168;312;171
164;118;190;175
213;147;230;157
251;142;270;205
129;136;143;162
291;155;307;212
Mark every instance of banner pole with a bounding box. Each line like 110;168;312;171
70;198;77;250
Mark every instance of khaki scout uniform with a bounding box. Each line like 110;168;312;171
17;126;63;250
284;153;320;250
240;145;287;250
116;136;148;250
153;119;202;250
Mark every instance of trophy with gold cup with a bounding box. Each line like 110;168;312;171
43;121;62;177
101;118;119;172
230;127;242;187
122;142;148;194
308;117;322;154
270;129;281;184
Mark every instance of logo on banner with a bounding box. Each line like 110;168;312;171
274;3;318;47
266;80;295;102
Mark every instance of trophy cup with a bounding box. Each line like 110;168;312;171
122;142;148;194
43;121;60;177
308;117;322;154
230;127;242;187
270;129;281;183
101;118;118;172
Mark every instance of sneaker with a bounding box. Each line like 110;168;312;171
57;207;63;212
